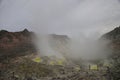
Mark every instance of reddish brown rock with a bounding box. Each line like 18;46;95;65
0;29;36;60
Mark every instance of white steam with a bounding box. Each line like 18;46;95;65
35;33;111;61
0;0;118;60
69;36;111;60
35;34;64;58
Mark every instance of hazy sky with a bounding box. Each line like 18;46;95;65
0;0;120;37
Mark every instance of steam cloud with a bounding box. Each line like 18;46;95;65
0;0;119;60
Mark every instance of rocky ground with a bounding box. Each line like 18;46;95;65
0;55;111;80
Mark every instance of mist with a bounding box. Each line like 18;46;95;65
34;33;111;62
69;36;111;60
0;0;120;60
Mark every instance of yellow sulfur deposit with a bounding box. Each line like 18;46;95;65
33;57;42;63
49;61;55;65
90;65;98;70
57;60;64;65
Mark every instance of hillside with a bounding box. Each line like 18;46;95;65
102;26;120;50
0;29;36;60
102;26;120;80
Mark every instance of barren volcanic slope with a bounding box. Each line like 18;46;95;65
103;26;120;80
0;29;36;60
0;30;70;61
102;26;120;50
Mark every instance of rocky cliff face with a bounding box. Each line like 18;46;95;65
0;29;36;60
102;26;120;40
102;26;120;50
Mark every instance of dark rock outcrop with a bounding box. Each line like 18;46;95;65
102;26;120;50
102;26;120;40
0;29;36;60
